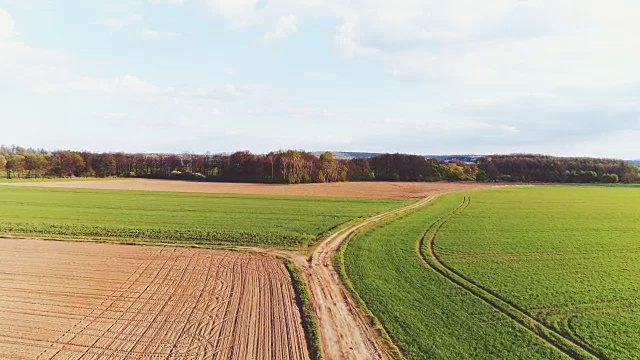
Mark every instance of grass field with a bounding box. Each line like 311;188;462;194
342;193;565;359
436;186;640;359
0;186;410;248
343;185;640;359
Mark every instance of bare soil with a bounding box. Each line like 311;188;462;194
0;238;309;360
5;179;488;198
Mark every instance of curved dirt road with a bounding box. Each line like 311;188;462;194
292;195;438;360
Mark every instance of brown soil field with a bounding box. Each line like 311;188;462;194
0;238;309;360
5;179;488;198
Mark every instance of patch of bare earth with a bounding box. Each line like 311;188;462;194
4;179;487;198
0;238;309;360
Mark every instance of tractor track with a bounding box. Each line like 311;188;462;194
417;196;605;360
0;240;309;360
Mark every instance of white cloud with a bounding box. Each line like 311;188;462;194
206;0;258;23
104;15;143;31
149;0;186;4
29;74;173;95
286;106;332;119
201;1;640;91
140;28;181;40
445;90;640;144
3;1;640;156
204;0;324;36
334;1;640;91
140;28;159;39
2;0;32;8
262;15;297;40
223;64;238;75
0;15;320;141
0;8;16;38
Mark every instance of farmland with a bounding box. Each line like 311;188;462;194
0;186;409;248
436;186;640;359
5;178;488;198
342;193;565;359
5;180;638;359
343;186;640;359
0;181;482;360
0;238;309;360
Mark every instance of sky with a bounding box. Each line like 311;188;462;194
0;0;639;158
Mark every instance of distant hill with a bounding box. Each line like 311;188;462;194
315;151;482;162
313;151;380;159
317;152;640;166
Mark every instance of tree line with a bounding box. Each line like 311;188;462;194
1;145;638;184
477;154;639;183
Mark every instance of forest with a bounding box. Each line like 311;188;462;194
1;146;638;184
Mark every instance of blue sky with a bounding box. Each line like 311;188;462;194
1;1;639;158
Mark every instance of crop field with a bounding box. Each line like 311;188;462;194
342;186;640;359
0;238;309;360
436;186;640;359
0;186;409;248
342;194;565;359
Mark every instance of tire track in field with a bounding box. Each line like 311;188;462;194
123;250;203;359
166;251;226;358
35;246;167;360
67;247;184;360
0;240;309;360
417;196;605;360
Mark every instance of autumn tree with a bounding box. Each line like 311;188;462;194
346;158;374;181
23;153;48;178
222;151;261;182
338;163;348;181
477;155;640;183
320;151;337;182
444;162;466;181
49;151;85;177
93;154;117;177
0;145;638;184
5;154;25;178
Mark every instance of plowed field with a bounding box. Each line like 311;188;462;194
5;179;487;198
0;238;309;360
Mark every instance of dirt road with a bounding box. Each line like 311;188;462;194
0;239;309;360
292;196;439;360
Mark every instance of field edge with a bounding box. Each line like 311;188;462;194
285;259;323;360
335;226;405;359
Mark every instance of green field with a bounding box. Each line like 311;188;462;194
343;186;640;359
437;186;640;359
0;186;409;248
